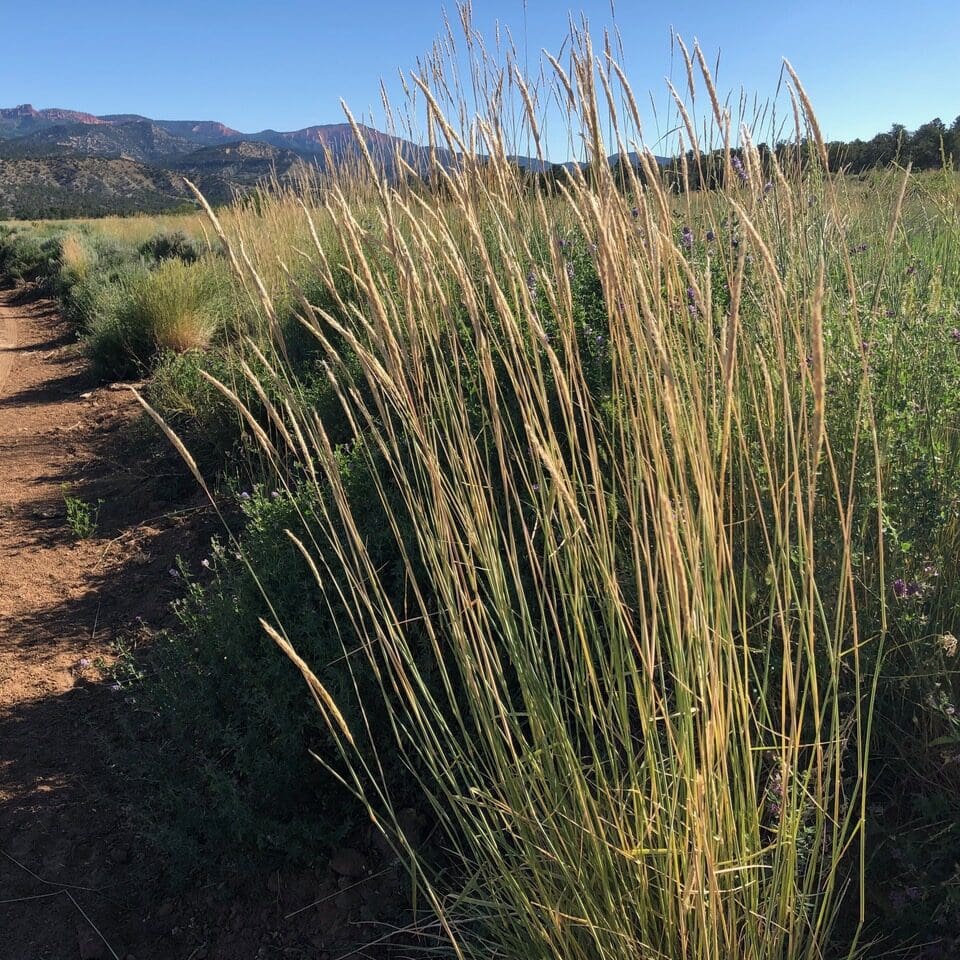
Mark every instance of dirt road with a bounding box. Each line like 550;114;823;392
0;287;402;959
0;286;205;958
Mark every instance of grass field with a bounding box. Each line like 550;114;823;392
2;28;960;959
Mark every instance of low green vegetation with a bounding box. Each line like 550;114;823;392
2;27;960;960
0;216;232;380
61;484;102;539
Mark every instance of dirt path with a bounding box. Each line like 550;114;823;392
0;297;16;392
0;292;138;712
0;288;407;960
0;286;204;959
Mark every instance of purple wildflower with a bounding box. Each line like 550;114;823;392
526;269;538;297
240;491;250;501
168;567;180;579
950;328;960;343
631;207;639;218
681;226;694;249
731;155;748;183
705;229;716;242
763;181;773;194
892;578;907;599
79;657;91;668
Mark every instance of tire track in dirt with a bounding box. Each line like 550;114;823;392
0;292;17;393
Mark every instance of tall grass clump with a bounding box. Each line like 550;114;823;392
90;258;230;378
57;231;96;286
144;19;960;960
126;257;224;353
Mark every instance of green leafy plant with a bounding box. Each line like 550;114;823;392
61;485;102;539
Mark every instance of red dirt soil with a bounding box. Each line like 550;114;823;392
0;289;408;959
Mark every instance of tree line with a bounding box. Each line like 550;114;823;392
511;113;960;193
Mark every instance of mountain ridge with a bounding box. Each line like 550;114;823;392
0;102;670;168
0;103;672;219
0;105;423;161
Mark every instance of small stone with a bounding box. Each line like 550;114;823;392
328;847;368;878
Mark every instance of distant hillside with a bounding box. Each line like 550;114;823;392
0;105;434;171
0;156;194;219
0;102;684;219
173;141;307;189
0;104;107;139
0;121;200;164
0;105;448;217
153;119;244;145
250;122;409;164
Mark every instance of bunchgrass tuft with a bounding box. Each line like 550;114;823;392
83;257;229;380
124;258;223;354
57;232;95;286
146;22;934;960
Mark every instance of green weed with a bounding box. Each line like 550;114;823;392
62;485;102;539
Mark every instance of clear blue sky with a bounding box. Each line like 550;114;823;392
1;0;957;160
